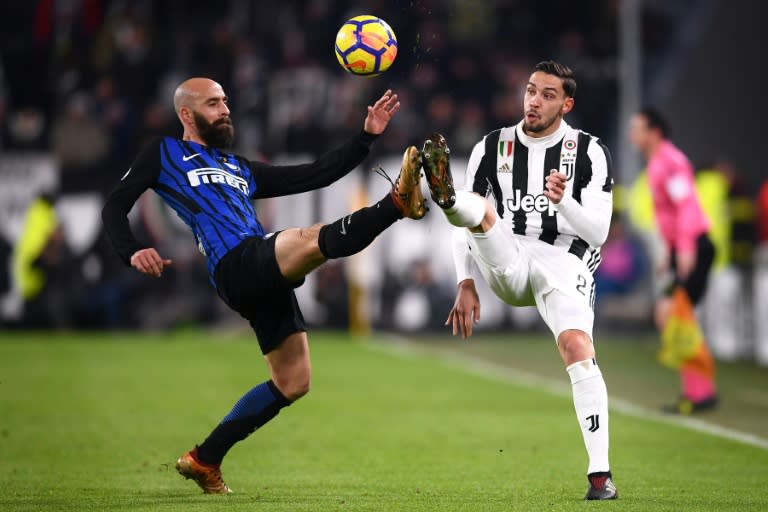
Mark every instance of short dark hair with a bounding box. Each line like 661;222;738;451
638;106;670;138
534;60;577;98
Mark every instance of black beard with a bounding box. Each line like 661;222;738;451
524;112;561;134
193;111;234;148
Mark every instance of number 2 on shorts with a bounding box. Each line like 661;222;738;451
576;274;587;296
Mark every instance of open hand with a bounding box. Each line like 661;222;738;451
363;89;400;135
446;279;481;339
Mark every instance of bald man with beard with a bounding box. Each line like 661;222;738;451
102;78;427;494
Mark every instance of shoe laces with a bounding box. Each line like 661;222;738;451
374;166;396;188
375;166;410;199
205;467;228;491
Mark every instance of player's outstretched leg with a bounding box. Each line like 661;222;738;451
275;146;426;283
318;144;428;261
422;133;491;232
422;133;456;208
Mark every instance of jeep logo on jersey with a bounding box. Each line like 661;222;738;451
506;189;556;215
186;168;249;195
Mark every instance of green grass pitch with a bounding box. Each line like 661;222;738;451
1;330;767;511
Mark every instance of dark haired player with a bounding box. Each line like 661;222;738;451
422;61;617;500
629;107;717;413
101;78;426;493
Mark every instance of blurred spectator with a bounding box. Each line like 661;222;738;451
759;180;768;245
426;93;456;140
91;75;134;162
49;92;109;185
11;193;80;327
314;261;349;328
714;159;757;267
694;166;730;271
387;259;454;332
594;216;646;299
6;108;47;150
410;258;454;330
453;100;486;154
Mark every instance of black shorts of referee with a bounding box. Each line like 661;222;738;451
668;232;716;305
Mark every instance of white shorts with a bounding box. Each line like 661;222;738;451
465;222;595;341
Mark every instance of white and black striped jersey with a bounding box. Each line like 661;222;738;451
462;120;613;273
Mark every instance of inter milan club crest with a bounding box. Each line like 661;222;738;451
560;139;577;180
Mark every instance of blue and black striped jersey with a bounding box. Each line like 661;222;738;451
102;131;377;284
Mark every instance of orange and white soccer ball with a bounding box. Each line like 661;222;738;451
334;15;398;76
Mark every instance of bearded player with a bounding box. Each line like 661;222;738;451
422;61;617;500
102;78;426;493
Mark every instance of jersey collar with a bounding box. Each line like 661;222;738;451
183;139;233;161
515;119;569;148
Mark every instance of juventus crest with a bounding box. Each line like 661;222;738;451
560;139;577;180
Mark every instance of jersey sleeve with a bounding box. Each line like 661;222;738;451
248;130;377;199
451;226;475;284
556;138;613;248
101;138;162;265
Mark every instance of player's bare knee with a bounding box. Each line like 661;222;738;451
299;224;325;265
290;375;311;401
272;379;308;402
280;373;311;401
558;329;595;364
272;364;311;401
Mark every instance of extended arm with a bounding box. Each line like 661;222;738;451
250;90;400;199
249;130;377;198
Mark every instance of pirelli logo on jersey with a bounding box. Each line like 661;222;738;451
186;167;249;195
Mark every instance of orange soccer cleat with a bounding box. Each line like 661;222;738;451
175;448;232;494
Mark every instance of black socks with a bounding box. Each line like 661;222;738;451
195;380;292;465
317;193;401;259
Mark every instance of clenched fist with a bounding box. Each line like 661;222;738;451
130;248;172;277
544;169;567;204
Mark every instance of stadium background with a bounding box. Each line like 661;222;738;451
0;0;766;364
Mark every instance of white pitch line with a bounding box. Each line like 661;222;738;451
368;337;768;451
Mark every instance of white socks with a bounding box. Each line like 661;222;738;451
567;358;610;474
443;190;486;228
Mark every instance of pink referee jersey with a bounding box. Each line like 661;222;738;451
647;140;710;254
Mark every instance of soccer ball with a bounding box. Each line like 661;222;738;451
334;15;398;76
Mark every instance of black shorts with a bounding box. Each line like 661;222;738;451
214;234;306;354
669;233;715;305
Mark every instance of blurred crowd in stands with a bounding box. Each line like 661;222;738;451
0;0;766;356
0;0;620;174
